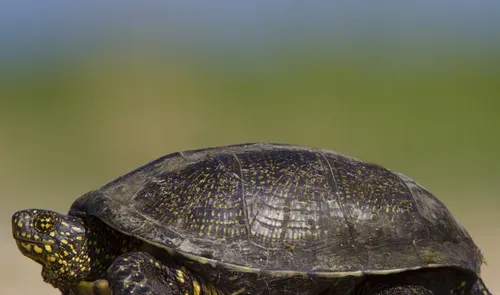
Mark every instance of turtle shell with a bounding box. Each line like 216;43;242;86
69;143;482;279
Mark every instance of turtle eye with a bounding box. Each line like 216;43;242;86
34;213;57;233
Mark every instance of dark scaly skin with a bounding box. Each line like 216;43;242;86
12;209;122;293
373;286;434;295
356;266;488;295
107;252;218;295
12;209;94;291
12;209;220;295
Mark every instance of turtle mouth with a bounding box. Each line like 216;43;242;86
13;235;54;245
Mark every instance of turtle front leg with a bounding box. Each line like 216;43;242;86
107;252;219;295
372;286;434;295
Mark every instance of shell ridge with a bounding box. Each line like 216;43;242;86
394;172;429;267
318;153;356;246
394;172;439;243
277;164;303;242
231;153;251;239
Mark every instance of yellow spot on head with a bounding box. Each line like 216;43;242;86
21;243;32;252
33;245;43;254
68;244;77;254
61;239;68;244
44;245;52;252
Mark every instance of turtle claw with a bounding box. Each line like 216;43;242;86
93;280;112;295
64;280;112;295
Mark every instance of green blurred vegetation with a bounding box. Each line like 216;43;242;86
1;43;498;293
1;46;499;199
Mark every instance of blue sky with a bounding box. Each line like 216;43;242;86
1;1;499;61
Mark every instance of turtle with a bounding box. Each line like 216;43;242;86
12;143;492;295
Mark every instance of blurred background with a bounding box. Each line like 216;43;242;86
1;2;499;294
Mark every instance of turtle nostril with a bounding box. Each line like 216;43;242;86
12;215;20;227
11;212;19;223
11;211;32;234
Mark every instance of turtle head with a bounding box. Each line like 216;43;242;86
12;209;91;290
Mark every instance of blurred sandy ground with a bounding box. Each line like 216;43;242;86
1;3;499;293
